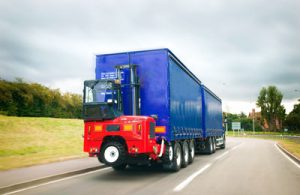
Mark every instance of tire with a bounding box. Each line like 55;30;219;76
163;142;182;172
220;135;226;149
162;144;173;163
181;141;189;168
205;137;214;154
112;163;127;171
188;140;195;164
212;137;216;153
99;141;126;166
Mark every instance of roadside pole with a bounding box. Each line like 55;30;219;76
225;113;228;136
252;108;255;135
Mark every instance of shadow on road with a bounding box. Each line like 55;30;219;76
93;164;170;182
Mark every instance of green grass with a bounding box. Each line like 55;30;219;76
226;130;300;136
227;131;300;159
0;115;86;170
277;139;300;159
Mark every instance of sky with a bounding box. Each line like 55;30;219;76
0;0;299;114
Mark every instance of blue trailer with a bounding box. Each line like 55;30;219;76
83;48;225;171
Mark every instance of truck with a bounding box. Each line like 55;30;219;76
83;48;225;172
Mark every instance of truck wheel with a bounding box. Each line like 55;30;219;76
212;137;216;153
163;142;182;172
220;135;226;149
205;137;214;154
163;144;173;163
188;140;195;164
99;141;126;166
181;141;189;168
112;163;127;171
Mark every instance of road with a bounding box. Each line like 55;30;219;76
6;138;300;195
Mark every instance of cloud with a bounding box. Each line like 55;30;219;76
0;0;299;113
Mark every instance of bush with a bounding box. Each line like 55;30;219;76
0;79;82;118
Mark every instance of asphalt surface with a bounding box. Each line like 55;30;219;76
5;137;300;195
0;158;100;188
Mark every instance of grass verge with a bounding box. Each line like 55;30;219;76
0;115;86;170
227;131;300;159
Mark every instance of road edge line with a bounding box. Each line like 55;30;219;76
0;165;107;194
275;143;300;169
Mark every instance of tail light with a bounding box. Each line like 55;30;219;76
136;124;142;135
87;125;92;134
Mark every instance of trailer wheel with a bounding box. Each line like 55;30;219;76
188;140;195;164
204;137;214;154
181;141;189;168
220;135;226;149
163;142;182;172
99;141;126;166
212;137;216;153
163;144;173;163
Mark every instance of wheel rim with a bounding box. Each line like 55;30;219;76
169;146;173;161
176;147;181;166
210;138;213;151
184;144;189;162
104;146;119;163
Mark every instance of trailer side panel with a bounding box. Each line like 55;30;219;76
202;85;223;137
168;57;203;141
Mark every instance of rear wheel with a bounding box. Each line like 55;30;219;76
204;137;214;154
220;135;226;149
163;144;173;163
163;142;182;172
212;137;216;153
188;140;195;164
181;141;189;168
99;141;126;166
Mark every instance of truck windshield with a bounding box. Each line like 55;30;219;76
84;80;115;104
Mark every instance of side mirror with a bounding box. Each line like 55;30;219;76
150;114;158;120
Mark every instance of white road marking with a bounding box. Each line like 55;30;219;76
214;151;229;160
174;143;242;192
274;143;300;169
4;167;112;195
173;164;211;192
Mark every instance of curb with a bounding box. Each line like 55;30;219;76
0;165;107;194
276;143;300;165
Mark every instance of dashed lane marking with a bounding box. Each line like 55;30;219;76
174;143;242;192
173;163;211;192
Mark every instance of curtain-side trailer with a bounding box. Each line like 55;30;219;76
83;48;225;172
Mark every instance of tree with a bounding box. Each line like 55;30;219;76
256;86;285;131
284;99;300;132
